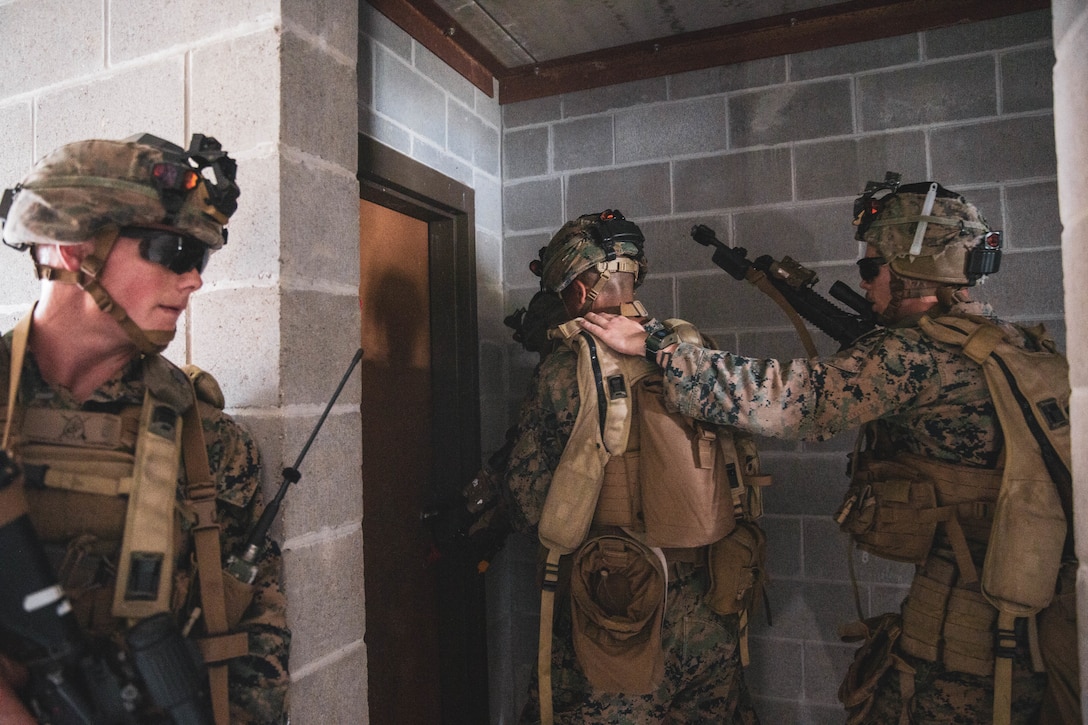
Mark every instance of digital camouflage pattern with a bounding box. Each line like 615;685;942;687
2;137;231;251
658;298;1053;721
504;319;759;724
864;649;1045;724
662;300;1011;467
0;332;290;725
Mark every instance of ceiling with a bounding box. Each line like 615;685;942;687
365;0;1048;104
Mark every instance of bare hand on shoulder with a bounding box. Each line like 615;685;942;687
580;312;648;356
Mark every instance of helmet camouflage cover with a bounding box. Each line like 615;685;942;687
1;133;239;251
854;173;997;286
539;209;647;293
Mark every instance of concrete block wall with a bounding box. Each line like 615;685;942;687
499;9;1061;723
357;2;505;447
0;1;366;722
1052;0;1088;711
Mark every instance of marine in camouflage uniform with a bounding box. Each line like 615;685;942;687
582;177;1077;724
0;134;290;724
505;211;760;725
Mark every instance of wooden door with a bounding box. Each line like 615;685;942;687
359;198;442;724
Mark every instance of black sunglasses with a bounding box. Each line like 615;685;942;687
856;255;887;283
121;227;210;275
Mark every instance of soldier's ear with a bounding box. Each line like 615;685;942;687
38;242;91;272
561;279;589;317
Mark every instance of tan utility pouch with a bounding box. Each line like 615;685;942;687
900;556;955;661
837;453;938;563
705;520;766;618
596;451;642;530
943;587;997;677
637;375;735;547
222;569;256;630
900;554;997;677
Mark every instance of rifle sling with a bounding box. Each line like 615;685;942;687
745;269;819;357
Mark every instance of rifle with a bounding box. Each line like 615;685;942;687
691;224;878;353
0;452;213;725
226;348;364;584
422;289;568;573
421;429;515;574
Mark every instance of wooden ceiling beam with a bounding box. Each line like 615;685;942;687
496;0;1050;104
364;0;504;97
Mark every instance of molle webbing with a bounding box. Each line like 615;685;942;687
839;451;1000;572
900;554;998;677
11;394;184;620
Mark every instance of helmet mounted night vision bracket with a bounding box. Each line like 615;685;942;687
127;132;240;233
580;210;644;302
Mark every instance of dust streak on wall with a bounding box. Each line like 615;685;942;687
498;9;1060;723
0;1;366;722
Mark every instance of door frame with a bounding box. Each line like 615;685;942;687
358;135;487;724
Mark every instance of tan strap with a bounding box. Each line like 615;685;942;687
738;609;750;667
538;549;562;725
896;657;916;725
181;382;237;725
942;516;979;588
197;631;249;664
746;269;819;357
2;306;33;451
993;611;1016;725
960;322;1005;364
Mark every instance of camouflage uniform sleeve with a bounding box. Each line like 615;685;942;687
503;349;580;534
202;404;291;725
661;328;946;441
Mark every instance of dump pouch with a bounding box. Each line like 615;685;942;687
570;533;666;694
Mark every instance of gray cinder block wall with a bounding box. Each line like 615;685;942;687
0;1;367;722
499;9;1063;723
1052;0;1088;713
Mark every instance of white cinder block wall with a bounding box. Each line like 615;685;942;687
0;1;367;723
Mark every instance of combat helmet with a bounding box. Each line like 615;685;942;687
0;133;240;353
534;209;647;299
853;171;1002;287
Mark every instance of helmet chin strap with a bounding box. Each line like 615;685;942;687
35;225;175;355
